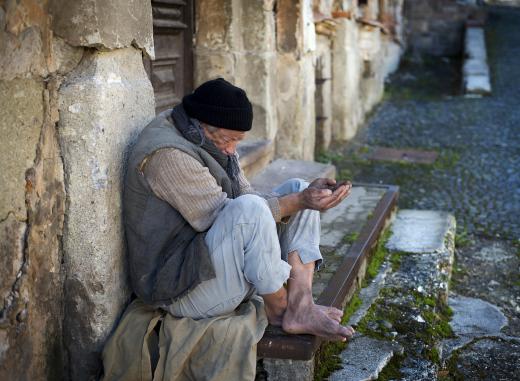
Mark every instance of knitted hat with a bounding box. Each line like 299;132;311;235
182;78;253;131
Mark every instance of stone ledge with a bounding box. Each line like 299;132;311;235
237;139;274;179
250;159;335;193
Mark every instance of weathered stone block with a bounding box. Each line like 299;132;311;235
1;76;66;381
0;78;44;219
0;26;47;80
58;47;155;379
332;19;362;141
386;210;456;254
0;215;26;317
315;34;332;152
329;335;403;381
193;50;236;86
275;54;316;160
195;0;233;49
263;358;314;381
50;0;154;58
235;53;277;141
240;0;276;52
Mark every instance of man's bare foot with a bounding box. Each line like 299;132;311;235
316;305;343;323
282;302;354;341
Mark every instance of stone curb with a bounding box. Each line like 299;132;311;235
464;26;492;96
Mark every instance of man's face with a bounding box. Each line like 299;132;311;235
202;124;246;156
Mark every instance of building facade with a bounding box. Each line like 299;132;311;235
0;0;408;379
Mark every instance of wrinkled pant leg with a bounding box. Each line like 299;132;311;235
273;178;323;268
165;194;291;319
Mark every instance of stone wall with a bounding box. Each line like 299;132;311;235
194;0;405;159
0;0;155;379
404;0;476;56
194;0;278;143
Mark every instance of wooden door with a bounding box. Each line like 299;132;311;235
145;0;194;113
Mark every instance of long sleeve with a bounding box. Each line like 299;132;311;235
144;149;229;232
143;149;283;232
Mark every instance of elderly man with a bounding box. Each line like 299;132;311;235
124;78;354;342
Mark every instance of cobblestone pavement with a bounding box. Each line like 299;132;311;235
325;5;520;380
331;7;520;241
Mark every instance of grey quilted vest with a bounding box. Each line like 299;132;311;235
123;110;235;305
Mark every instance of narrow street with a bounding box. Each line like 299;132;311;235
326;5;520;379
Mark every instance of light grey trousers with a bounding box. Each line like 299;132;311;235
165;178;322;319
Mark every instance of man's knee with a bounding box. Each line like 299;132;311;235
226;194;272;222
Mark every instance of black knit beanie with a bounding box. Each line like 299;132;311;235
182;78;253;131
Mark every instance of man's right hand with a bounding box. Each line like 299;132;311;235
299;178;352;212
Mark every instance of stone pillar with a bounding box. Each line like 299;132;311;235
50;0;155;379
58;48;155;379
315;34;333;153
332;13;363;141
359;25;385;114
194;0;277;142
275;0;316;160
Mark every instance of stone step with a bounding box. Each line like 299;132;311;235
330;210;456;381
250;159;335;193
238;139;274;179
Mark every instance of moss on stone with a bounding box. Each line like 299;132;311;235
377;352;405;381
454;229;472;248
424;346;441;365
313;341;347;381
364;229;391;284
314;230;391;380
343;232;359;245
389;251;403;271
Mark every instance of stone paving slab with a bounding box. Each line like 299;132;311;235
320;185;387;248
441;294;508;358
386;210;456;254
453;338;520;380
329;335;403;381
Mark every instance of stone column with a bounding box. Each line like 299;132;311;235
50;0;155;379
332;13;363;141
58;48;155;379
275;0;316;160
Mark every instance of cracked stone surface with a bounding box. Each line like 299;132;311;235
442;294;508;358
453;338;520;380
329;335;403;381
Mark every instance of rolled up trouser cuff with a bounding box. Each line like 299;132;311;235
288;243;323;269
250;260;292;295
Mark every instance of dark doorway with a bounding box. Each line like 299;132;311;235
145;0;194;113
